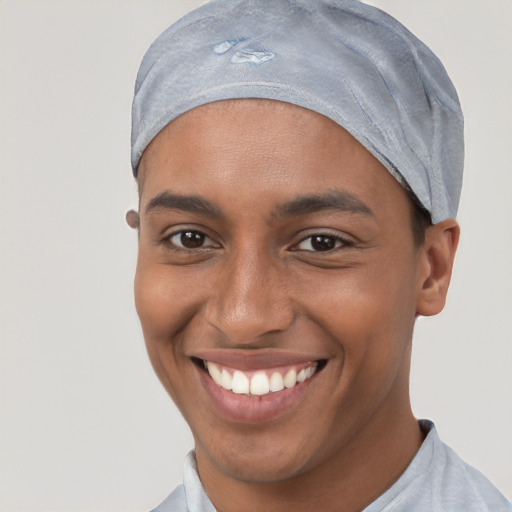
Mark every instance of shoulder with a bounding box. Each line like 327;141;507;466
150;484;188;512
365;420;511;512
149;451;216;512
434;440;511;512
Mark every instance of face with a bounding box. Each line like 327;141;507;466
134;100;425;485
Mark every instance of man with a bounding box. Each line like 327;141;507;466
126;1;511;510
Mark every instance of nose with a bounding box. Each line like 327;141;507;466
204;246;295;344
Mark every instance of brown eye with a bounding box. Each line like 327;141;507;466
296;234;350;252
180;231;205;248
310;235;336;251
168;230;217;250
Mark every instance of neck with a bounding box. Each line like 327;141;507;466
197;406;424;512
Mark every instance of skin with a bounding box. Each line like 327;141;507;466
128;99;459;512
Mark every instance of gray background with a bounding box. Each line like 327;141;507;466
0;0;511;510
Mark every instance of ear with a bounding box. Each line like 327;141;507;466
126;209;140;229
416;219;460;317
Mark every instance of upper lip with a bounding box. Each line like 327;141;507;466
190;348;328;371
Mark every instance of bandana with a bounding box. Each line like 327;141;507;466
131;0;464;223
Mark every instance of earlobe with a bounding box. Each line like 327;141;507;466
416;219;460;317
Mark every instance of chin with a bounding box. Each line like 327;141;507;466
216;454;310;484
195;428;323;485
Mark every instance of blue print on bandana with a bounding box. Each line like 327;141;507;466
212;39;275;65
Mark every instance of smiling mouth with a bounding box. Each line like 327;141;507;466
193;357;327;397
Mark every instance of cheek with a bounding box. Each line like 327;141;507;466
134;265;174;340
133;258;214;389
294;254;418;369
134;261;200;341
134;263;191;391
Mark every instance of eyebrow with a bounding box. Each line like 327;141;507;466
145;191;222;218
144;189;373;220
273;190;374;218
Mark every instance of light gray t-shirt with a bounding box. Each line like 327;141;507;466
151;421;511;512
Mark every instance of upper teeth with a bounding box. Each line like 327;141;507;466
205;361;317;396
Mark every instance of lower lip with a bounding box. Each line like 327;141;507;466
197;365;317;423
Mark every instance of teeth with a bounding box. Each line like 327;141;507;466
205;361;318;396
283;368;297;388
220;368;233;390
231;370;250;394
296;368;306;383
304;366;315;379
207;361;222;384
250;372;270;396
269;372;284;392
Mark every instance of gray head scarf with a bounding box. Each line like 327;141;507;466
131;0;464;223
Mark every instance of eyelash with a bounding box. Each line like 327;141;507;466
161;229;353;253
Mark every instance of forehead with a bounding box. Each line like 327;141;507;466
138;99;411;219
139;99;320;181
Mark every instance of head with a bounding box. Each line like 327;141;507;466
128;0;463;489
